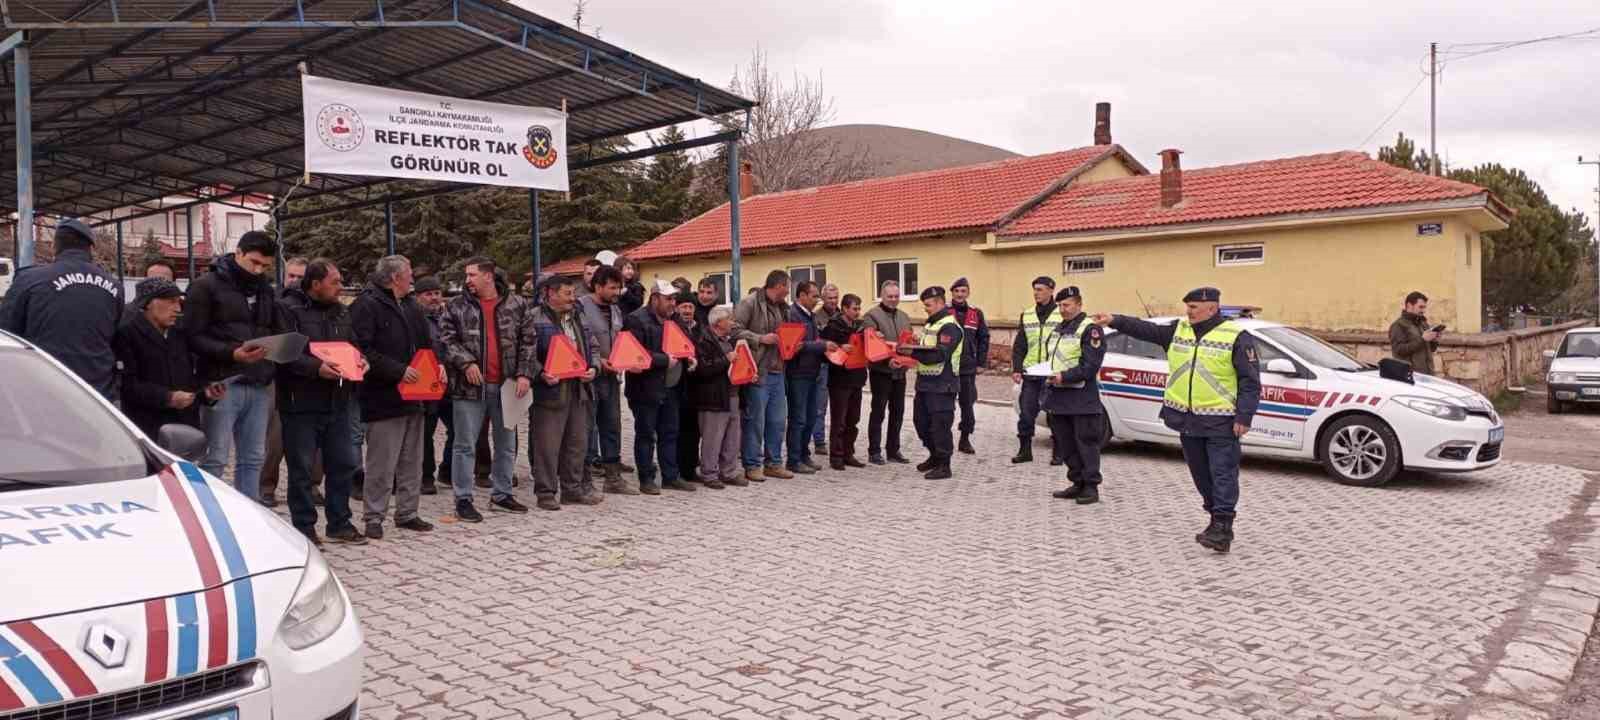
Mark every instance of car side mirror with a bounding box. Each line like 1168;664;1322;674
155;424;208;462
1264;358;1297;376
1542;350;1556;360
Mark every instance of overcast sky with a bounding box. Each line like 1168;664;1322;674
523;0;1599;225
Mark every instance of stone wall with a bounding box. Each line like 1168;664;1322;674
972;319;1592;396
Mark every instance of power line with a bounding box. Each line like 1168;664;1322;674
1357;72;1428;149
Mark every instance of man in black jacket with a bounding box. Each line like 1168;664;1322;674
0;218;121;399
113;279;223;437
948;277;990;455
622;280;693;494
351;255;436;539
527;275;601;510
416;276;454;495
819;294;868;470
184;231;287;501
277;259;367;546
898;286;965;480
1042;287;1106;505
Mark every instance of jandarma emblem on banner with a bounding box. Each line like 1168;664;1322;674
523;125;558;169
316;104;365;153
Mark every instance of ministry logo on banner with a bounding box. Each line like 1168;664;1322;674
301;74;569;192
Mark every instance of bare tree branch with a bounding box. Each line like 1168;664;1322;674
727;47;873;194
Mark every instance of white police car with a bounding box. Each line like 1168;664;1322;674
1544;326;1600;413
0;330;363;719
1098;318;1504;486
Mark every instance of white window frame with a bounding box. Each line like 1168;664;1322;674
225;212;255;242
1214;243;1265;267
872;258;919;297
1063;253;1105;275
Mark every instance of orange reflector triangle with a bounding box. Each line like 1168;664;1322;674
398;349;445;401
544;334;588;380
863;329;895;362
846;331;868;369
777;322;807;360
608;330;652;372
663;319;696;359
729;340;759;385
308;341;365;381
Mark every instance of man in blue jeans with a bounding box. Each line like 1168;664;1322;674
623;280;695;494
438;257;534;522
733;270;789;481
784;281;838;474
811;283;841;454
578;265;632;492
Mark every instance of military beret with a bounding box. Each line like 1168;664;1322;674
56;217;97;245
950;277;969;290
1183;287;1221;303
1031;276;1056;290
1055;286;1081;302
919;286;946;301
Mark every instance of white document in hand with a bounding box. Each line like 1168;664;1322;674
1025;362;1054;377
500;380;533;424
243;332;309;364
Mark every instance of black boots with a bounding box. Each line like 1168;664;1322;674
958;434;975;454
1050;484;1099;505
1011;438;1032;464
1196;516;1234;553
916;457;937;472
1051;484;1083;500
924;463;952;480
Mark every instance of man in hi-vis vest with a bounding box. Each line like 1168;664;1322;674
897;286;965;480
1042;286;1106;505
1009;276;1064;466
1092;287;1260;553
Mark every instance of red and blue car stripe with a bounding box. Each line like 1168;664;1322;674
0;620;100;710
177;463;256;662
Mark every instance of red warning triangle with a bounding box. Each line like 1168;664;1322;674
608;330;652;372
729;340;759;385
308;341;365;381
398;349;445;401
845;331;869;369
543;334;588;380
863;329;895;362
777;322;807;360
663;319;696;359
825;345;849;367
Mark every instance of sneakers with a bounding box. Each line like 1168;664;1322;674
664;478;697;492
397;517;434;532
491;496;530;514
868;452;886;466
923;464;952;480
640;484;662;495
801;459;823;472
788;463;817;476
724;475;750;487
536;497;561;511
886;453;911;464
764;465;795;479
455;499;484;523
364;523;385;540
605;479;641;495
325;527;368;545
958;434;975;455
843;456;866;468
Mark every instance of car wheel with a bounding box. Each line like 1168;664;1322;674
1319;415;1401;487
1547;394;1564;414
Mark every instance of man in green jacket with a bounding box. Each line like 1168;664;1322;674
1388;291;1439;375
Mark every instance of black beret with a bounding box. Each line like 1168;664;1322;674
1032;276;1056;290
1055;286;1081;303
673;290;696;306
1183;287;1221;303
950;277;969;290
919;286;946;301
414;276;442;293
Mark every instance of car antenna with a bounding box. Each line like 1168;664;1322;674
1135;290;1154;318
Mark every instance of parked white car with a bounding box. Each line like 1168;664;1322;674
1544;326;1600;413
0;330;364;719
1098;317;1503;486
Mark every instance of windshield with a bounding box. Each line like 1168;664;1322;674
1255;327;1365;371
0;348;147;485
1558;333;1600;359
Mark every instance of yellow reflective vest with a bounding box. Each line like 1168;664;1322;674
917;313;963;377
1020;305;1063;367
1164;320;1242;416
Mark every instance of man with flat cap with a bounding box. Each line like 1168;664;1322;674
948;277;989;455
897;286;965;479
1092;287;1260;553
1009;275;1064;466
1042;286;1106;504
0;217;122;399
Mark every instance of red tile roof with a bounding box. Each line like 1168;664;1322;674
158;240;213;259
625;145;1126;261
999;151;1503;237
542;257;589;275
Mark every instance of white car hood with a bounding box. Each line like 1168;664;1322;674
1;464;308;623
1550;356;1600;374
1329;368;1490;406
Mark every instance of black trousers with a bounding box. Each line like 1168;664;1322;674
913;390;956;463
867;372;906;455
958;374;978;435
828;383;864;461
1047;412;1104;488
1180;435;1241;518
1016;377;1060;460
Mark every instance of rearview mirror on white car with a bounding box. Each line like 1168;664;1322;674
1264;358;1297;375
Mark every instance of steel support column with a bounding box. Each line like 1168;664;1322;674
530;189;540;279
384;201;394;254
727;140;741;297
185;207;194;279
115;219;124;297
13;37;33;267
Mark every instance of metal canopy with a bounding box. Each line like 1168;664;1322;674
0;0;755;221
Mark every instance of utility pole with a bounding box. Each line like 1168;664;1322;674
1429;42;1439;176
1580;156;1600;320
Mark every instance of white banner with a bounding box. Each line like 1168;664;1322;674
301;74;569;191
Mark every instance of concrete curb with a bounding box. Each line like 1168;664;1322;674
1463;474;1600;719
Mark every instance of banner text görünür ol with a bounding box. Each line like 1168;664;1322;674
301;75;569;192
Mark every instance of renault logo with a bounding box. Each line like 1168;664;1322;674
83;624;128;669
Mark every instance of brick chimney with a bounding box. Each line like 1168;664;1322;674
738;161;757;200
1093;102;1112;146
1158;149;1183;208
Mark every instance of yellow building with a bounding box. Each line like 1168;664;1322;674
621;123;1509;333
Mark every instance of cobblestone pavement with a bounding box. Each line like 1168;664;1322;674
295;401;1596;720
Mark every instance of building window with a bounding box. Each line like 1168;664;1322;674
226;213;254;242
873;259;919;297
1215;243;1265;267
1063;254;1105;274
702;271;734;306
788;265;827;290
